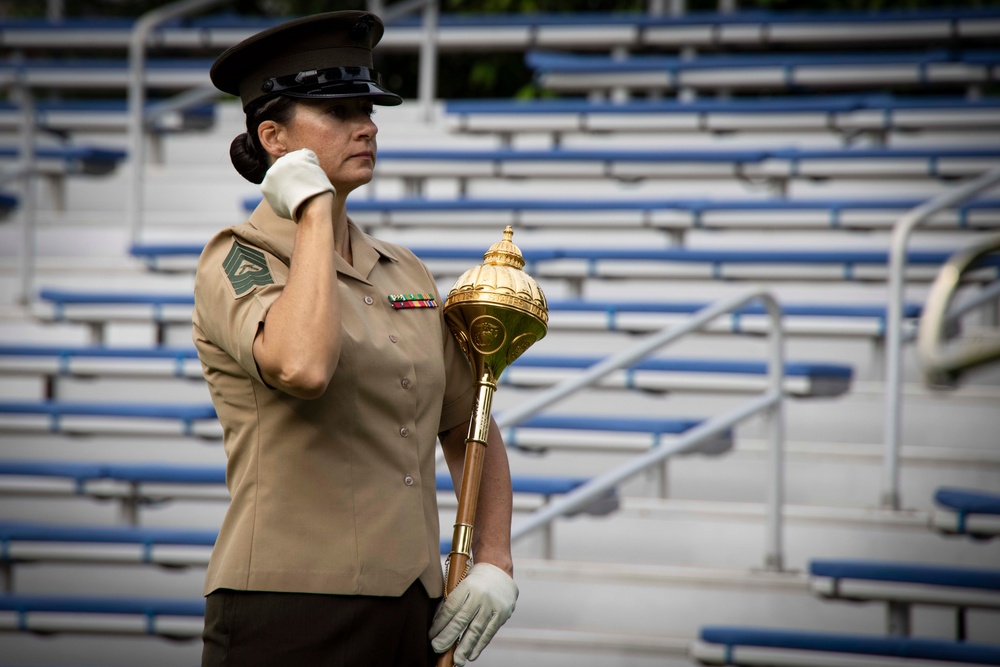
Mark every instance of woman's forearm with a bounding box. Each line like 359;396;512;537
253;193;343;399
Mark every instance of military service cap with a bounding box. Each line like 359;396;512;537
210;10;402;111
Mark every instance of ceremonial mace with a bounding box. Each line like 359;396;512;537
438;226;548;667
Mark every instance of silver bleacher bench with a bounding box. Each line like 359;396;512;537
691;625;1000;666
527;48;1000;96
810;558;1000;639
0;345;852;399
932;487;1000;539
445;95;1000;138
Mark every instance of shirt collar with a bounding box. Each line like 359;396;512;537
246;199;398;282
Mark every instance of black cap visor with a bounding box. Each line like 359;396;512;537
259;66;401;107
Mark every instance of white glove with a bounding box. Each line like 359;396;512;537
430;563;518;665
260;148;335;221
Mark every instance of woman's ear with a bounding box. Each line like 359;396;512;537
258;120;287;159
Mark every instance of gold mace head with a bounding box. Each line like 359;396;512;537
443;226;549;382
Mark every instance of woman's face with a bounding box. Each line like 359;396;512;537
268;97;379;194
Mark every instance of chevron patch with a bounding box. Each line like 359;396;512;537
223;240;273;296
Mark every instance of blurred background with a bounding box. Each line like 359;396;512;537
0;0;998;665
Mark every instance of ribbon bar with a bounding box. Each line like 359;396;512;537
388;293;438;309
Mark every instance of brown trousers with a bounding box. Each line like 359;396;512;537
202;581;440;667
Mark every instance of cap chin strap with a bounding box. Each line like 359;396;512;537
260;65;387;95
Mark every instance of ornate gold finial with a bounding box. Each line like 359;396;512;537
483;225;525;270
443;226;548;382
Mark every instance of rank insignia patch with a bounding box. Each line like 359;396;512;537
223;240;273;296
388;293;437;309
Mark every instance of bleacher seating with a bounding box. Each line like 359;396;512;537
0;345;852;398
0;144;126;177
0;58;213;91
445;95;1000;139
0;100;216;135
691;626;1000;666
3;4;999;666
932;487;1000;540
31;288;925;341
527;48;1000;96
360;146;1000;186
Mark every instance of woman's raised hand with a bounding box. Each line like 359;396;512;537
261;148;336;222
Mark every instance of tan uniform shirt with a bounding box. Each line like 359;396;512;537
192;201;475;598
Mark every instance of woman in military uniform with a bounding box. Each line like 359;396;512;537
195;11;517;666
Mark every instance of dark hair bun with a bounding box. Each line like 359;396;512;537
230;132;268;184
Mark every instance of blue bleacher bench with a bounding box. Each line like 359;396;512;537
0;58;214;90
504;354;851;398
0;344;204;380
0;520;217;568
0;99;216;134
232;196;1000;235
0;399;728;455
527;48;1000;94
0;459;591;504
2;7;1000;51
365;145;1000;182
0;191;15;219
0;593;205;638
692;625;1000;665
932;487;1000;539
0;144;126;176
33;288;923;339
445;95;1000;138
810;558;1000;639
0;345;851;399
0;401;219;437
128;244;994;283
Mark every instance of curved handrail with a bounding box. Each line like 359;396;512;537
502;288;787;571
882;166;1000;510
918;234;1000;388
126;0;226;245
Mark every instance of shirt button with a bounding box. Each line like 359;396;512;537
401;377;411;389
399;426;410;437
404;475;414;486
364;295;374;305
389;334;398;343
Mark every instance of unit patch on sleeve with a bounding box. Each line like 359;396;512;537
223;240;274;296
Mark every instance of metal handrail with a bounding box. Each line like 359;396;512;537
504;288;787;571
917;234;1000;387
126;0;226;245
14;55;37;307
376;0;439;123
881;166;1000;510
